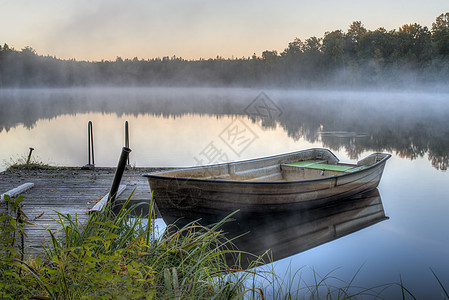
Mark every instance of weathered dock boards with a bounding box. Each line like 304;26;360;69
0;167;164;256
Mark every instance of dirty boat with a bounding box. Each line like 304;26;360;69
144;148;391;225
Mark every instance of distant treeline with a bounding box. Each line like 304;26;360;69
1;13;448;88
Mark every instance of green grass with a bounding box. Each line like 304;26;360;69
4;153;58;171
1;192;447;299
1;193;256;299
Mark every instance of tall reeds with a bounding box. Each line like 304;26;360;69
1;191;446;299
3;192;258;299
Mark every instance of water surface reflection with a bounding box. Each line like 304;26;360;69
2;88;449;297
164;189;387;269
1;88;448;170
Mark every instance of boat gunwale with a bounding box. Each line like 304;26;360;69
143;149;391;185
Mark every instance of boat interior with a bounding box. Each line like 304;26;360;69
151;150;388;182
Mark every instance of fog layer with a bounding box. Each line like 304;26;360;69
1;88;448;170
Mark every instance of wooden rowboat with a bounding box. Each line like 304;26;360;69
144;148;390;225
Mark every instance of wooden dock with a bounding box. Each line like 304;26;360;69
0;167;165;256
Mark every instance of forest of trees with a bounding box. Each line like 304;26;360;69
1;13;448;88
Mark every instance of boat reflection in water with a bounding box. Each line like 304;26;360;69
165;189;387;268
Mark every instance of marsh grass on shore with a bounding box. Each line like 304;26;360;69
1;191;448;299
3;153;57;171
1;192;260;299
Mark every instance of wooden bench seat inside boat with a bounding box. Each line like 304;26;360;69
281;160;366;180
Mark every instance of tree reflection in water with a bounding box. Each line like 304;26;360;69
1;88;448;170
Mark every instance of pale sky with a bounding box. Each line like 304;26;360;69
1;0;447;61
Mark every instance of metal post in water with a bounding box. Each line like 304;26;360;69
124;121;130;166
108;147;132;205
82;121;95;170
26;147;34;164
88;121;95;166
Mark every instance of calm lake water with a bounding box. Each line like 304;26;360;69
1;87;449;298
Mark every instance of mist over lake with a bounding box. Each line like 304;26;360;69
1;87;448;170
1;87;449;298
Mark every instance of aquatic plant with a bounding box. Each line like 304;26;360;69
2;191;445;299
1;193;253;299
